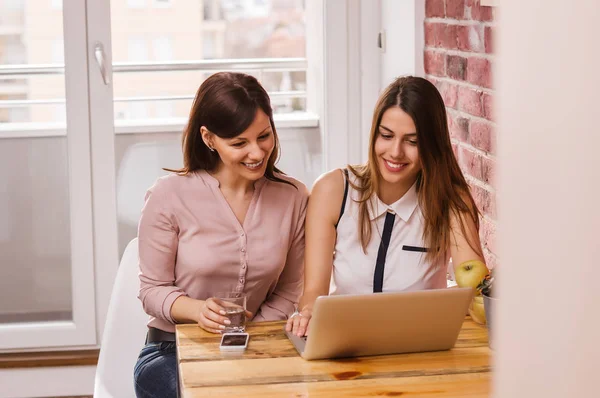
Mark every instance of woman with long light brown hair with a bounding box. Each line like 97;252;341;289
287;76;487;336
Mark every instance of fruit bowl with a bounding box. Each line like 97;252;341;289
468;295;486;325
482;292;497;350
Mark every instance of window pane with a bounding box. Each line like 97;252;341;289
112;70;206;122
155;100;174;118
112;69;306;123
111;0;306;62
0;137;73;324
152;36;172;61
111;0;307;122
1;35;26;64
127;36;148;61
202;31;217;59
0;0;67;126
52;38;64;64
0;75;67;123
0;0;73;324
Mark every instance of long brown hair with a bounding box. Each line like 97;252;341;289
348;76;482;264
167;72;293;187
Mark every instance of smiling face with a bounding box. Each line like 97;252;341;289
202;108;274;182
374;106;422;191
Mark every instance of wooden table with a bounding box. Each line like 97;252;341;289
176;317;491;397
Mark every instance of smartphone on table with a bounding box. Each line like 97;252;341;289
219;333;249;351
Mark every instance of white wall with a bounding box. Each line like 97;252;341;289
495;1;600;397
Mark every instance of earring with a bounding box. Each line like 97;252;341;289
208;146;215;152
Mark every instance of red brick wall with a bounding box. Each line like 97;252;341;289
424;0;497;268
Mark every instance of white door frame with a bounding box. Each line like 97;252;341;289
85;0;120;344
321;0;424;168
381;0;425;86
321;0;382;169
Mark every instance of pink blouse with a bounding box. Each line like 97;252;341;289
137;170;308;333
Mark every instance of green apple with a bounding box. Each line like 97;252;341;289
455;259;489;291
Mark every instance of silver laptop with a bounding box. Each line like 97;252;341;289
285;287;473;360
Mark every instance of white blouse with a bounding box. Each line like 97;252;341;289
331;172;448;295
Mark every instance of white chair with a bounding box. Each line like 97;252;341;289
116;141;181;228
115;140;182;257
94;238;148;398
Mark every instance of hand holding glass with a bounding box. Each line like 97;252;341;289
215;292;247;333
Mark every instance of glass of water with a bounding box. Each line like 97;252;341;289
215;292;247;333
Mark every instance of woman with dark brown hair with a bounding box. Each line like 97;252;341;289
287;76;487;336
134;72;308;397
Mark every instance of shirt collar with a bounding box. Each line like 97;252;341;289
197;169;267;190
197;169;220;187
369;181;419;222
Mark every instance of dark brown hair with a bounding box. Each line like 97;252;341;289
167;72;292;186
348;76;482;264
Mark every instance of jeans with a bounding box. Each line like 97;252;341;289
134;341;178;398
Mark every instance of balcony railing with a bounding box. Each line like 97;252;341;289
0;58;317;137
0;58;307;76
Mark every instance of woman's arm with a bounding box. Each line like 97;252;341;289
449;205;487;271
286;169;346;336
170;296;203;323
137;181;189;324
253;184;309;321
138;179;233;333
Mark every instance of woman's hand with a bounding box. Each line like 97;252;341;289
284;169;345;337
285;308;313;337
197;298;253;334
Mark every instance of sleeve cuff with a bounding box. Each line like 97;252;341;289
256;298;295;321
161;290;188;324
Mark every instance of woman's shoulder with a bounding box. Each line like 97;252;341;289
146;172;198;198
269;172;309;200
311;168;348;196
